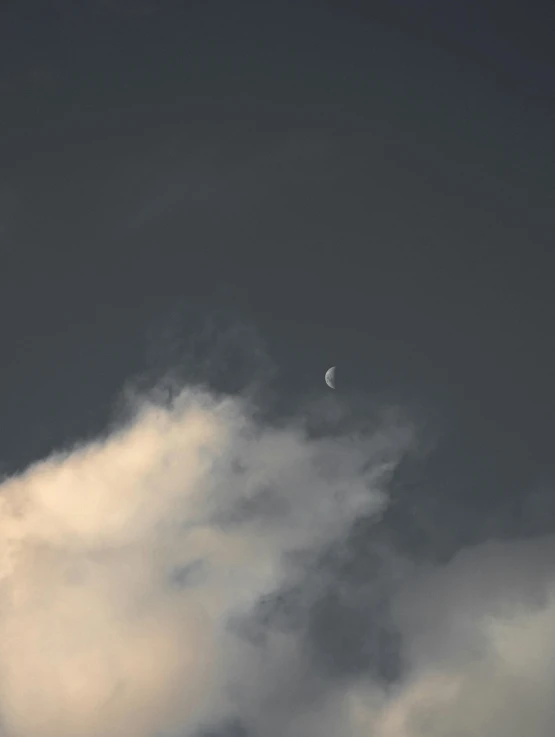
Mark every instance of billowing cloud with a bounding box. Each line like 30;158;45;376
0;387;412;737
1;382;554;737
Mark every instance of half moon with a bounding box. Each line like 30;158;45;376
325;366;336;389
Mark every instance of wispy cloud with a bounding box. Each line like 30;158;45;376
350;536;555;737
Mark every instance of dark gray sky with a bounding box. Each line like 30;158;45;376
1;3;555;735
3;0;554;531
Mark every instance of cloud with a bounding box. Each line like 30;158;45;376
343;536;555;737
1;380;554;737
0;386;413;737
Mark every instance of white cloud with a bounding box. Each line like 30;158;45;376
0;388;412;737
2;383;553;737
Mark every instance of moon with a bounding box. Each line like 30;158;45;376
325;366;336;389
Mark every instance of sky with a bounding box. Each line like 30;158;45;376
0;1;554;735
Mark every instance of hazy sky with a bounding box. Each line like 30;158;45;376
1;2;554;736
